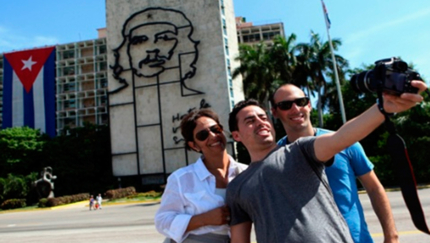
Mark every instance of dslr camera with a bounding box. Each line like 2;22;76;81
350;57;422;95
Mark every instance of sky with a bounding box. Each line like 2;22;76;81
1;0;429;81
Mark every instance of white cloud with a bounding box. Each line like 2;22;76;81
0;26;59;53
344;8;430;46
339;7;430;80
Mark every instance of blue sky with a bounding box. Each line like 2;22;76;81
1;0;429;81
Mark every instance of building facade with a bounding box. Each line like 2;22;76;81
0;1;285;185
236;16;285;46
106;0;243;185
55;38;109;134
0;38;109;135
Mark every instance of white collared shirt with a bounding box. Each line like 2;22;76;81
154;155;248;243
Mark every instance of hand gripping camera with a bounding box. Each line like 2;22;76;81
350;57;422;95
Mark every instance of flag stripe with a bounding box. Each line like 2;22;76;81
2;58;13;128
34;67;45;132
12;68;25;126
43;51;56;137
23;78;35;128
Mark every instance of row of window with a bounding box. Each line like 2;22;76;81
58;62;107;76
58;45;107;60
61;79;107;92
239;31;281;43
61;96;107;109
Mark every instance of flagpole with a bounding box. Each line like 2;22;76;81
321;0;347;124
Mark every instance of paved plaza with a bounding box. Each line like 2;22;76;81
1;189;430;242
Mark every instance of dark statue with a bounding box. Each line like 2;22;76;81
33;166;57;198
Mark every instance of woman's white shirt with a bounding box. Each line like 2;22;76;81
154;155;247;243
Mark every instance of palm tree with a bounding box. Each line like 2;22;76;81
233;42;279;104
294;31;347;127
270;34;298;83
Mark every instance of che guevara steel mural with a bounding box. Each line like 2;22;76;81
108;7;213;179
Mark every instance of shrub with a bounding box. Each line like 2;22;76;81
128;190;162;199
42;193;90;207
105;187;136;199
1;199;26;210
38;198;48;208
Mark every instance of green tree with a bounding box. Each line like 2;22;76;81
270;34;297;83
233;43;280;104
42;123;116;196
0;127;47;177
294;31;347;127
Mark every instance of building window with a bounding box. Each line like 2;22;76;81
99;61;107;71
100;78;108;88
63;67;75;76
222;18;227;35
64;83;76;92
65;118;75;126
99;45;106;54
65;99;76;109
63;50;75;59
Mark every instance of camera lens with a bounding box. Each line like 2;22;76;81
351;70;375;93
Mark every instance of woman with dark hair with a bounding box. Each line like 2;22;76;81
155;108;247;243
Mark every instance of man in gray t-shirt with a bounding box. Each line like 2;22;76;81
227;136;352;242
226;84;425;243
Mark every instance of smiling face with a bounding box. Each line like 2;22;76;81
188;116;227;156
271;84;312;134
128;23;178;77
231;105;276;153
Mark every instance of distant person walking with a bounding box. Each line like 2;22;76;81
89;195;94;211
96;194;103;210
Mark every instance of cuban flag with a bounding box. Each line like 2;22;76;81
321;0;331;29
2;46;56;137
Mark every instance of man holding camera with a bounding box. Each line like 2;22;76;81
226;80;426;243
270;84;398;243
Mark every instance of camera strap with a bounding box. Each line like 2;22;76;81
378;92;430;235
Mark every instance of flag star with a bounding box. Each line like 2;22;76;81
21;56;37;71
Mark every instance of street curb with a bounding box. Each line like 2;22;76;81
0;199;161;214
358;184;430;194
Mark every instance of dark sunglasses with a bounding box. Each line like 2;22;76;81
195;124;223;141
275;97;310;111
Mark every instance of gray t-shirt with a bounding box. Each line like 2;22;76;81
226;136;353;243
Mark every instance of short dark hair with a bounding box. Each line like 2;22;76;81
180;108;221;150
228;99;262;132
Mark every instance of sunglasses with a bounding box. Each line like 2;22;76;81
195;124;223;141
274;97;310;111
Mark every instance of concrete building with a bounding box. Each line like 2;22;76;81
236;16;285;46
106;0;243;185
54;38;109;134
0;38;109;135
0;1;285;186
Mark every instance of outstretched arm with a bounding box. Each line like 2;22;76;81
314;80;426;162
230;222;252;243
359;171;399;243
